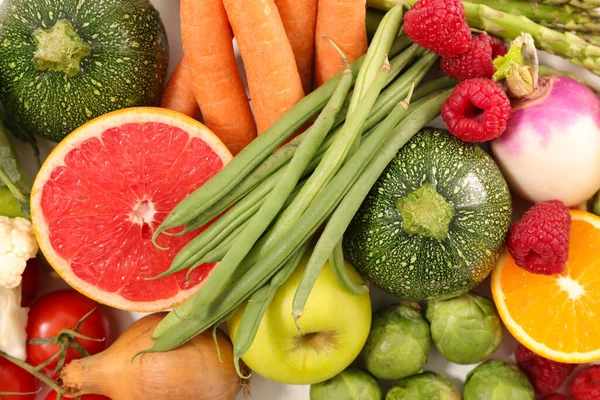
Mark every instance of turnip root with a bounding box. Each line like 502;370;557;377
59;313;244;400
491;35;600;207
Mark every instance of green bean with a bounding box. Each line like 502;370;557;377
153;35;412;239
349;4;403;115
150;233;312;344
232;242;308;378
291;85;414;321
157;170;282;277
261;62;389;251
230;91;452;331
412;76;457;101
162;68;354;323
329;239;367;295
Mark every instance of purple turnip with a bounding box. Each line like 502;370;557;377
491;36;600;207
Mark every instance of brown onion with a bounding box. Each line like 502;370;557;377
59;313;243;400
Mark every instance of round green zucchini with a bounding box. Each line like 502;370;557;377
343;128;512;301
0;0;169;142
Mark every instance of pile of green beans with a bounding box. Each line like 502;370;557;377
143;5;457;364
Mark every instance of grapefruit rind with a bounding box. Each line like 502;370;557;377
30;107;232;312
491;210;600;364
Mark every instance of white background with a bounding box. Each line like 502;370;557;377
14;0;600;398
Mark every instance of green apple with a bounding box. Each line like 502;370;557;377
227;251;372;385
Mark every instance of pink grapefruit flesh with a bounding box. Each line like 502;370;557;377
31;108;233;312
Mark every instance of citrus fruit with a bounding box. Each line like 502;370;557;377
492;209;600;363
30;107;232;312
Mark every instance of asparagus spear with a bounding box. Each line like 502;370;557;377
367;0;600;75
532;0;600;11
469;0;600;33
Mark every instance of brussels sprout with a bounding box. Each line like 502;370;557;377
464;360;535;400
426;292;503;364
310;367;381;400
385;371;461;400
360;302;431;380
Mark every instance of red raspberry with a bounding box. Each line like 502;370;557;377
570;365;600;400
441;78;511;142
508;200;571;275
515;344;577;395
441;34;508;81
404;0;471;57
541;395;571;400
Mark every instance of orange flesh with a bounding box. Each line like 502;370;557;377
40;122;222;302
495;214;600;356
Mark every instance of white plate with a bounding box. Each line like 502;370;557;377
20;0;600;399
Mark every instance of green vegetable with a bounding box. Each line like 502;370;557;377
310;367;381;400
0;0;169;142
344;128;511;301
0;120;31;218
361;302;430;380
468;0;600;32
464;360;535;400
385;372;461;400
426;292;503;364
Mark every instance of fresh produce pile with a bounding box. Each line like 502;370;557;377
1;0;600;399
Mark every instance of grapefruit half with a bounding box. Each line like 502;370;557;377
31;107;232;312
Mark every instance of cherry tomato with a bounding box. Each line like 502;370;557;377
45;392;110;400
20;258;41;307
26;291;110;375
0;357;38;400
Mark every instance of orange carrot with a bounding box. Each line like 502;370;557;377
180;0;257;155
315;0;368;87
223;0;305;134
275;0;318;94
159;58;200;119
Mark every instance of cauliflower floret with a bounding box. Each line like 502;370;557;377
0;286;28;360
0;216;38;360
0;216;38;289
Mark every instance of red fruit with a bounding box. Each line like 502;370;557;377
441;78;511;142
570;365;600;400
541;395;570;400
508;200;571;275
404;0;471;57
441;34;508;81
515;343;576;395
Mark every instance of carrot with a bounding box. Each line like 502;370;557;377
314;0;368;87
275;0;318;94
159;58;200;119
223;0;305;134
180;0;257;155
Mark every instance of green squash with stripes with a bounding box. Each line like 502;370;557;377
0;0;169;142
343;128;512;301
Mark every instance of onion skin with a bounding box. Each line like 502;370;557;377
491;76;600;207
59;313;242;400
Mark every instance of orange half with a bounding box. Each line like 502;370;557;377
492;210;600;363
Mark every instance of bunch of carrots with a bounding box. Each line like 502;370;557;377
160;0;369;155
